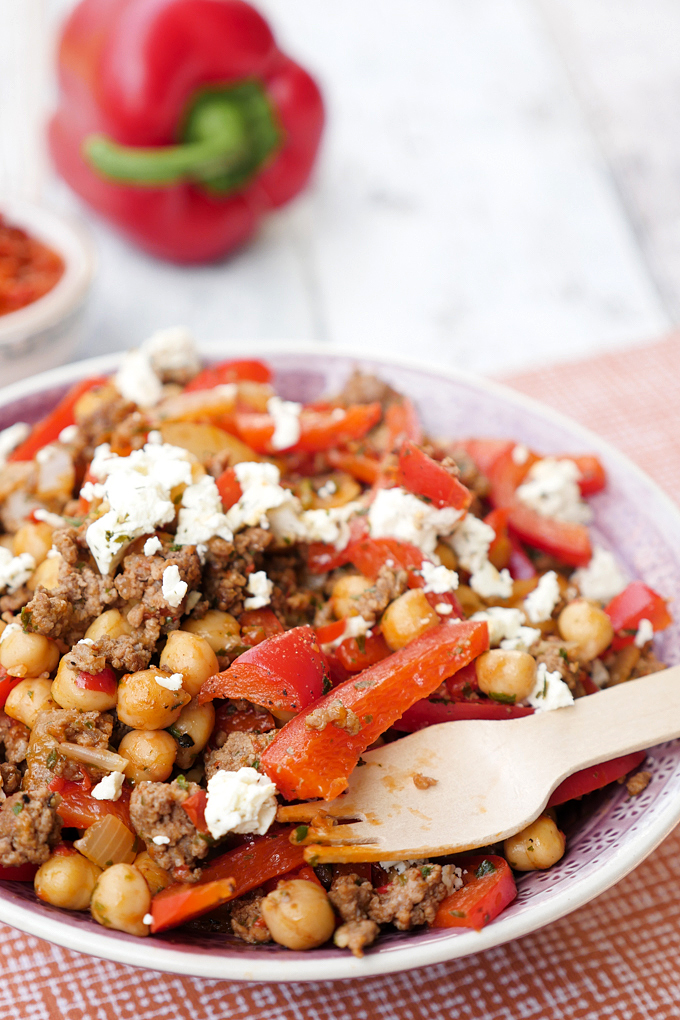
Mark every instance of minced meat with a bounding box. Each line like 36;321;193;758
229;893;272;944
0;763;21;796
334;919;380;957
329;873;374;922
368;864;459;929
24;709;113;790
0;788;61;867
0;711;29;764
203;731;275;781
305;700;361;736
351;565;408;623
129;779;209;882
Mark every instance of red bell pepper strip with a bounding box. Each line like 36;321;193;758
397;441;473;511
348;537;425;583
199;625;330;712
326;449;381;485
261;619;489;801
488;449;592;567
235;403;382;454
605;581;672;648
432;855;516;930
307;517;370;574
385;399;423;448
0;863;40;883
547;751;646;807
508;536;538;580
238;608;284;647
215;466;243;510
9;376;109;462
445;660;478;700
185;359;272;392
50;0;324;264
49;776;132;830
460;438;515;477
315;619;348;646
0;670;23;709
181;789;209;834
211;700;276;741
393;697;533;732
74;666;117;696
151;829;304;932
572;455;607;496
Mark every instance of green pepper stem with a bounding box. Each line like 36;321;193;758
83;82;280;194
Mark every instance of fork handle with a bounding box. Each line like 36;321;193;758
534;665;680;781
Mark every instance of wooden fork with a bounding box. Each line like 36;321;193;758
277;665;680;864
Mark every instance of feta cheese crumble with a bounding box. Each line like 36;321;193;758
0;622;21;644
420;560;459;594
33;508;67;528
634;618;654;648
523;570;560;623
115;348;164;408
91;771;125;801
469;560;513;599
155;673;184;691
144;536;162;556
141;326;201;378
527;662;574;711
470;606;540;650
512;444;529;465
516;457;592;524
317;479;337;499
450;515;495;574
0;422;29;464
295;502;364;551
368;487;461;558
162;565;187;608
572;546;627;604
204;767;278;840
244;570;274;610
267;396;303;451
152;835;170;845
142;914;153;926
174;474;233;546
435;603;453;615
226;462;294;532
0;548;35;593
58;424;79;444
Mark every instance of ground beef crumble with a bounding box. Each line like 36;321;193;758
229;893;272;944
203;731;275;781
129;779;210;882
305;700;361;736
0;788;61;867
626;771;652;796
351;565;408;624
368;864;460;929
0;712;30;764
25;710;113;790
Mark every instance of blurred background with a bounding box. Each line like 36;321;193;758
1;0;677;375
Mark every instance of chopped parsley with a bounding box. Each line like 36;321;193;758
12;803;22;815
488;691;516;705
475;859;497;879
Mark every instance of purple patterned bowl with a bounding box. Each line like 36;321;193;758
0;341;678;982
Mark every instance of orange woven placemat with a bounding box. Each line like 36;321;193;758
2;335;680;1020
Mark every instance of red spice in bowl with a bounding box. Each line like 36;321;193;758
0;215;65;316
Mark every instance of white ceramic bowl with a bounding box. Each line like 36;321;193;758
0;200;95;384
0;341;677;982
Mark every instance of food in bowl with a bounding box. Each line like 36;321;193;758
0;329;670;957
0;215;65;316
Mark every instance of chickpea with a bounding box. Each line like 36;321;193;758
5;677;55;728
27;554;61;592
504;815;566;871
169;697;215;770
90;863;151;936
261;879;336;950
0;628;59;678
35;852;102;910
117;668;191;729
12;521;54;566
558;599;614;662
85;609;133;642
330;574;374;620
118;729;177;784
134;851;172;896
476;649;537;703
51;657;118;713
159;632;218;698
182;609;240;655
0;535;13;551
435;542;458;571
380;589;439;651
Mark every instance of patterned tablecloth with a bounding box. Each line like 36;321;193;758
2;334;680;1020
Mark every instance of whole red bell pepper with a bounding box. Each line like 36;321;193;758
50;0;324;263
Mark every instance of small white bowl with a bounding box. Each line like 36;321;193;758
0;200;95;385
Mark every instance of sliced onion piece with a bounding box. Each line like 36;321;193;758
74;815;137;868
58;742;128;774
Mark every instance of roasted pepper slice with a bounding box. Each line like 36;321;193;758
432;855;516;930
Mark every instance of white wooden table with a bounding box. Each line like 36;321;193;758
2;0;677;376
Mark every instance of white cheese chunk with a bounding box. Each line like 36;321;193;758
368;487;461;558
152;835;170;845
267;396;302;451
0;548;35;593
114;348;164;408
434;603;453;615
0;422;29;464
512;444;529;465
527;662;574;711
91;771;125;802
33;508;67;529
143;536;162;556
141;326;201;377
634;618;654;648
420;560;459;594
322;615;373;651
58;424;79;444
227;462;295;532
296;502;364;551
162;565;187;608
450;515;495;573
572;546;627;604
175;475;233;546
80;480;104;502
204;766;278;839
142;913;153;926
243;570;274;610
515;457;592;524
470;606;540;650
523;570;560;623
317;479;337;499
469;560;513;599
155;672;184;691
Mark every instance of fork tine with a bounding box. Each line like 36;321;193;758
303;842;386;865
276;800;364;824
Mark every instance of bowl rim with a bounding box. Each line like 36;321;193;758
0;338;679;982
0;199;96;344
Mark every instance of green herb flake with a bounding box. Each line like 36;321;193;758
45;749;58;770
322;675;332;695
12;803;23;815
475;859;497;879
488;691;516;705
449;909;466;918
558;647;569;662
420;865;433;878
251;758;260;771
176;775;189;791
294;825;309;843
356;634;366;655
